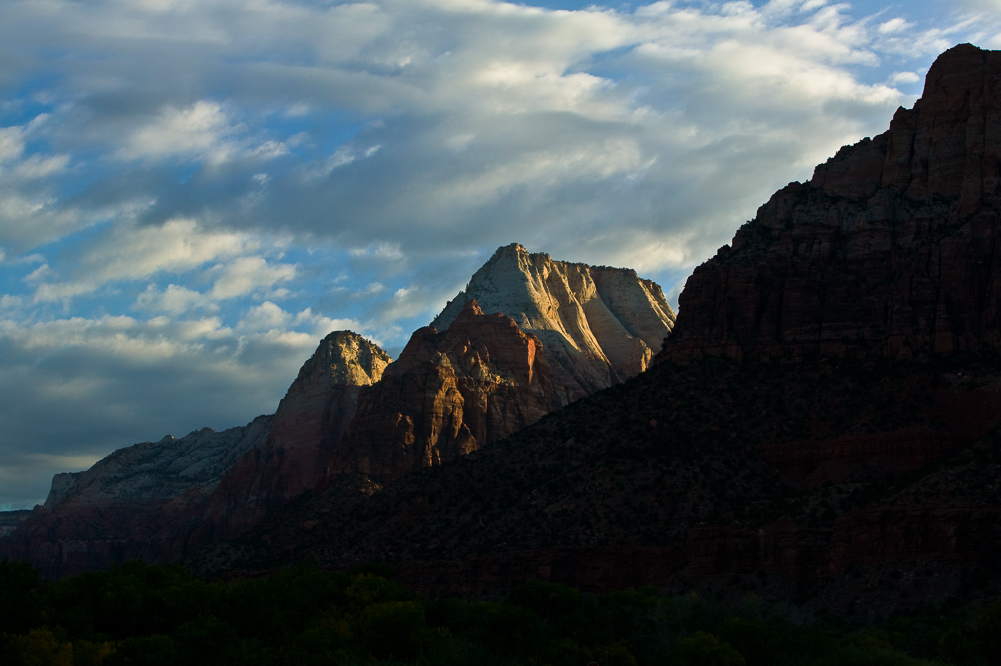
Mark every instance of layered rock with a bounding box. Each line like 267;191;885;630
0;510;31;538
329;300;556;485
433;243;675;402
2;418;270;578
662;44;1001;363
206;331;390;539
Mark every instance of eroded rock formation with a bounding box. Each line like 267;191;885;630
2;419;270;578
662;44;1001;363
434;243;675;402
330;300;555;484
206;331;390;539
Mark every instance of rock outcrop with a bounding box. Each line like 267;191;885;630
329;300;556;485
2;418;270;578
662;44;1001;363
434;243;675;402
206;331;390;539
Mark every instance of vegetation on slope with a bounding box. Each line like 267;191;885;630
5;558;1001;666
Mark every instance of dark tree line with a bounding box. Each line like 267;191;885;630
2;558;999;665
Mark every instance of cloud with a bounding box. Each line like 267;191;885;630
135;283;219;315
119;101;234;162
878;18;914;34
208;255;296;300
27;218;276;302
0;310;325;504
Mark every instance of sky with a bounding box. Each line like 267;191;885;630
2;0;1001;509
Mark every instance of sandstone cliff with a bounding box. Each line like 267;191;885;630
329;300;556;485
434;243;675;402
662;44;1001;363
206;331;390;539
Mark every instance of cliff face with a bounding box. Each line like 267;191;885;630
2;418;270;579
433;243;675;402
330;300;556;485
662;44;1001;363
206;331;390;539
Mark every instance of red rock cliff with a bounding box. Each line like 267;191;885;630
329;300;556;485
662;44;1001;362
206;331;390;539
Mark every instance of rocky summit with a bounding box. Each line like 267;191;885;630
328;300;557;486
205;331;391;540
433;243;676;402
664;43;1001;363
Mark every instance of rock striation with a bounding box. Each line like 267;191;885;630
0;510;31;538
206;331;390;539
329;300;556;485
434;243;675;402
662;44;1001;363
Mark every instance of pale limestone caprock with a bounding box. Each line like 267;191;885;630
432;243;676;404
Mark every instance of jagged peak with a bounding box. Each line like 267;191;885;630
285;330;392;391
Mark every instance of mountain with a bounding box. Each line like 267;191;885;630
3;250;675;575
433;243;676;402
190;44;1001;615
664;43;1001;363
327;300;557;485
2;419;270;578
203;331;390;540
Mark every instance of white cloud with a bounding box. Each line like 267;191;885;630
135;283;218;315
119;101;235;162
878;18;913;34
889;70;921;85
294;307;367;338
0;309;330;504
0;126;26;164
29;218;259;302
208;255;296;299
238;300;290;330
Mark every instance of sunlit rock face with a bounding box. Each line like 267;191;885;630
433;243;676;404
206;331;390;539
329;300;556;485
662;44;1001;363
1;419;271;578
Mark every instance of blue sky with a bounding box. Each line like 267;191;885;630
2;0;999;508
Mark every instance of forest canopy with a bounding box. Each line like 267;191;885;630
2;558;999;666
